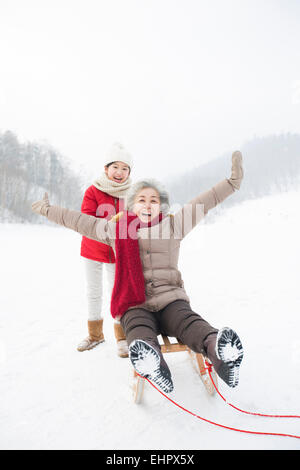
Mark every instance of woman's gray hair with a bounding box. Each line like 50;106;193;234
126;178;170;214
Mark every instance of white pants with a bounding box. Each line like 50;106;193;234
83;258;116;321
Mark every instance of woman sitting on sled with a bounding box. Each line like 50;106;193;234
32;151;244;394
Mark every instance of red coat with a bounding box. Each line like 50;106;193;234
80;185;123;263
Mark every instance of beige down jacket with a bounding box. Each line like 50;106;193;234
45;178;236;313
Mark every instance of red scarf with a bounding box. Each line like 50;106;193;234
110;211;164;318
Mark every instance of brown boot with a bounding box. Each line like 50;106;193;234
77;319;105;352
114;323;129;358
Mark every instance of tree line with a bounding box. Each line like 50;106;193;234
0;130;84;223
166;133;300;220
1;130;299;224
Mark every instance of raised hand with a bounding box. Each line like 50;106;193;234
228;151;243;190
31;192;51;216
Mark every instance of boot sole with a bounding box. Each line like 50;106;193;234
216;327;243;387
129;339;174;394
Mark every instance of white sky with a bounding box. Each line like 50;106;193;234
1;0;300;180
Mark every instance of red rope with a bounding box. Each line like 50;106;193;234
204;360;300;419
137;373;300;440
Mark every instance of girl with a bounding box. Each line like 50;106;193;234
32;151;244;393
78;142;132;357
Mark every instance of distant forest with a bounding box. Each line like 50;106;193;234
0;130;84;223
0;130;300;223
166;133;300;220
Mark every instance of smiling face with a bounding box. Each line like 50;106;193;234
105;161;130;184
132;187;161;223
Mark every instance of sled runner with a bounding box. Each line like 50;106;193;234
132;336;218;404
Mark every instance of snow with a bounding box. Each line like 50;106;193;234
1;188;300;450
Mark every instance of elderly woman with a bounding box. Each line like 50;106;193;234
32;152;244;394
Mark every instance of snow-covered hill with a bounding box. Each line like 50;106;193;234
1;189;300;450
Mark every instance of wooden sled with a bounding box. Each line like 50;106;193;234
132;336;218;404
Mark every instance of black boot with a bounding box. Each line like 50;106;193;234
204;327;244;388
129;339;174;393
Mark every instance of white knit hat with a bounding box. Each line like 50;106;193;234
104;142;133;168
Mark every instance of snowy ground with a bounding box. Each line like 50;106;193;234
1;189;300;450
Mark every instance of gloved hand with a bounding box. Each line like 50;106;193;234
228;151;243;190
32;192;51;216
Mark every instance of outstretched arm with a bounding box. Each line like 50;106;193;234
173;151;243;239
31;193;113;245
